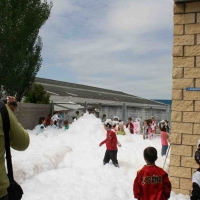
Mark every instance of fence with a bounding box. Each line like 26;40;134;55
15;103;51;130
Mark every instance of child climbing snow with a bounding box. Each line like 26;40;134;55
133;147;171;200
99;120;121;167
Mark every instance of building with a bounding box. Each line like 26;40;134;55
35;77;169;123
171;0;200;195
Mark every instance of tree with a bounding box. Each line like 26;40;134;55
24;83;50;104
0;0;53;101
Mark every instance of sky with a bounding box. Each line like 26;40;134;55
37;0;173;99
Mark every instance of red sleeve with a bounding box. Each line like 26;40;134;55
162;173;171;199
100;138;108;146
130;123;134;130
133;172;142;200
126;123;128;128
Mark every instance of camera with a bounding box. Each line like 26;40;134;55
1;98;18;106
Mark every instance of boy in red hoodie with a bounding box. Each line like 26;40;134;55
99;120;121;167
133;147;171;200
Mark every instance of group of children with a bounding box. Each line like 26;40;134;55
99;117;200;199
36;110;83;134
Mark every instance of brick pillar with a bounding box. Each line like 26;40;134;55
171;1;200;195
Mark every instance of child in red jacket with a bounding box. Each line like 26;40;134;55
133;147;171;200
99;120;121;167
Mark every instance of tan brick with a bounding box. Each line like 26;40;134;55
183;134;200;145
170;155;181;166
197;57;200;67
172;90;183;100
174;35;195;46
174;13;195;24
172;100;193;111
185;45;200;56
173;46;183;57
171;111;182;122
185;24;200;35
197;34;200;45
172;68;183;79
172;188;190;195
196;79;200;87
173;57;194;68
183;112;200;123
195;101;200;111
174;25;184;35
170;166;191;178
198;13;200;23
184;91;200;100
174;3;185;14
171;133;182;144
170;177;180;188
181;156;198;168
171;122;193;134
180;178;192;190
185;2;200;13
185;68;200;78
171;145;193;156
194;124;200;135
173;79;194;89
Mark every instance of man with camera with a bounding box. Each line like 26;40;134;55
0;97;30;200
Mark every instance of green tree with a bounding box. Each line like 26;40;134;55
0;0;52;101
24;83;50;104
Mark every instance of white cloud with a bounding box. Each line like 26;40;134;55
39;0;174;99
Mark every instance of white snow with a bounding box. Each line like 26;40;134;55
11;114;190;200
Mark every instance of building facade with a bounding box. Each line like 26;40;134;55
170;0;200;195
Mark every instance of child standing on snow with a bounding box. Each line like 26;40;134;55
99;120;121;167
133;147;171;200
126;117;134;134
147;119;153;139
37;117;46;135
143;120;148;140
117;123;126;135
64;120;69;130
159;120;170;156
191;144;200;200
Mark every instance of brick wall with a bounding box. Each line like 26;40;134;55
171;1;200;195
15;103;50;130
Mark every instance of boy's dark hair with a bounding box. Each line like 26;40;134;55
76;111;79;114
144;147;157;163
39;117;45;124
104;122;112;129
128;117;132;121
159;121;167;132
146;119;152;125
103;114;106;117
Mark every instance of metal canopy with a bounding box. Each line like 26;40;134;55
53;102;84;111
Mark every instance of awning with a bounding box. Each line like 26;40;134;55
53;102;84;111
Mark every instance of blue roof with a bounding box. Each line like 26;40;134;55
151;100;172;105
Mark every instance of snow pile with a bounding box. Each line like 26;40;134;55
11;113;190;200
